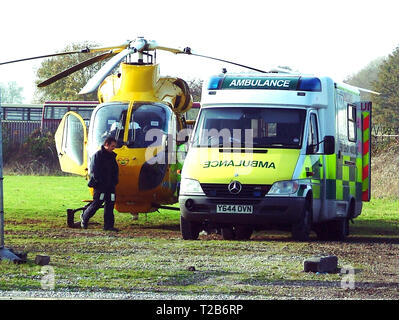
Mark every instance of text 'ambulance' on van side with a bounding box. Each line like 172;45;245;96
179;72;372;241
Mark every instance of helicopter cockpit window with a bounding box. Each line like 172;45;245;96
127;104;169;148
92;103;129;148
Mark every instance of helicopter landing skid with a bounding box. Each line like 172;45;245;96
152;204;180;211
66;202;104;228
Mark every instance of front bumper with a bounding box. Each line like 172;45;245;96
179;195;306;227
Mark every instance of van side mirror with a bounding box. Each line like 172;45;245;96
323;136;335;155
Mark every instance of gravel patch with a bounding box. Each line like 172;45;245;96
0;289;274;300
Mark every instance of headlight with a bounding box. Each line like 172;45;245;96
268;180;299;195
180;178;205;195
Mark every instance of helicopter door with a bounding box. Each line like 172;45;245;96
55;111;88;176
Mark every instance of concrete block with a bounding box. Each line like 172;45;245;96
304;255;338;273
35;255;50;266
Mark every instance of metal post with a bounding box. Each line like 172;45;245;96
0;88;4;249
0;88;22;262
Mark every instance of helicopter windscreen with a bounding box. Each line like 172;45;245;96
127;103;169;148
92;102;129;148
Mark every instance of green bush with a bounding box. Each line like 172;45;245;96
4;129;62;175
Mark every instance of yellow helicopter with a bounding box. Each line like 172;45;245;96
0;37;267;224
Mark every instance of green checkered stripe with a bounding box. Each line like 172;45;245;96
325;154;362;200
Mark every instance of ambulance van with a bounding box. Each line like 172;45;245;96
179;72;371;241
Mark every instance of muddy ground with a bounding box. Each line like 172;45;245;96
3;218;399;300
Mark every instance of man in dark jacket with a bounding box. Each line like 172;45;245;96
81;136;119;231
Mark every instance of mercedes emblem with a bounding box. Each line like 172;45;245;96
228;181;242;195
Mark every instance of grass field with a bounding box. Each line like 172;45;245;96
1;175;399;299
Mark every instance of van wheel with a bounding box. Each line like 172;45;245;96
180;216;200;240
328;218;349;241
221;226;235;240
315;219;349;241
291;204;312;241
235;226;253;240
314;223;330;240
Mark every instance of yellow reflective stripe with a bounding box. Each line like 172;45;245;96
325;154;336;180
356;158;362;182
342;160;350;181
318;155;324;179
350;181;356;197
312;183;321;199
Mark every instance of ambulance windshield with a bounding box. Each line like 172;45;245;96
192;107;306;148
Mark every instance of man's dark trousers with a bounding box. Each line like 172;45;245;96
82;189;115;229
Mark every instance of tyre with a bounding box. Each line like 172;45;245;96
235;226;253;240
221;226;235;240
291;204;312;241
315;219;349;241
314;222;330;240
327;218;349;241
180;215;200;240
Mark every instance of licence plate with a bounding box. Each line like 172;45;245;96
216;204;253;214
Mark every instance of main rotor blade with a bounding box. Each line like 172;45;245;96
0;41;131;66
0;49;90;66
79;48;136;95
88;41;131;54
147;40;185;54
37;51;116;88
185;52;267;73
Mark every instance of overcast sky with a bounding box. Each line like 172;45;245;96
0;0;398;103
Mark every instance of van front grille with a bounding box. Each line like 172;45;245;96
200;183;271;198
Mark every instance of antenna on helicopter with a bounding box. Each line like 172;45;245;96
180;47;267;74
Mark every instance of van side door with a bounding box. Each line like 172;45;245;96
305;111;324;221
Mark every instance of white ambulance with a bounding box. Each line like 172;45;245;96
179;72;372;241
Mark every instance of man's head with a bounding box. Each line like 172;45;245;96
103;136;117;152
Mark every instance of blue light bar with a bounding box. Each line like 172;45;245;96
297;77;322;92
207;76;223;90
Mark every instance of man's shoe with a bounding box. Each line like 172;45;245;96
103;227;119;232
80;213;88;229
